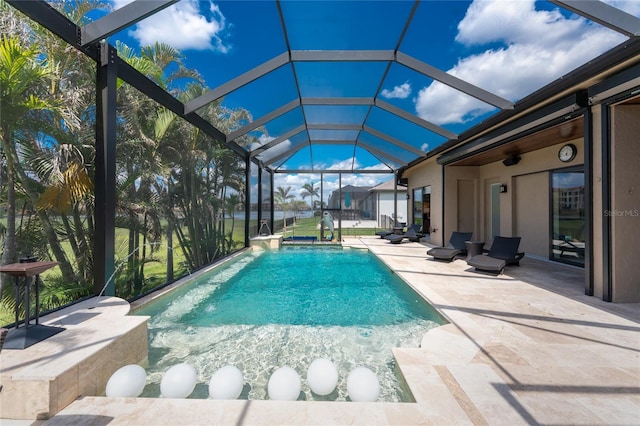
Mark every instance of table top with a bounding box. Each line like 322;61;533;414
0;261;59;277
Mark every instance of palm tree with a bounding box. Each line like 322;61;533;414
301;182;319;211
274;186;296;230
113;41;203;295
0;35;77;294
0;3;102;309
32;19;98;287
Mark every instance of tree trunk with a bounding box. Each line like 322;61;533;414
61;214;80;263
136;212;148;295
4;133;77;286
166;177;174;282
72;207;91;283
166;215;174;282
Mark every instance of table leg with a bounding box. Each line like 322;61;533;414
14;277;20;327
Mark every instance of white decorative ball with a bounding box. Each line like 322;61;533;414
307;358;338;396
209;365;244;399
105;364;147;397
347;367;380;402
268;366;301;401
160;363;198;398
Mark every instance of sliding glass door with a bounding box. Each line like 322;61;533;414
489;182;501;240
551;169;585;266
413;186;430;232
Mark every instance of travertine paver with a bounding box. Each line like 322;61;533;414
356;237;639;425
3;236;638;425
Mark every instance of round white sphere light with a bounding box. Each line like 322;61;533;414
268;367;301;401
209;365;244;400
347;367;380;402
307;358;338;396
105;364;147;397
161;363;198;398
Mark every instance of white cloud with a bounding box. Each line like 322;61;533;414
273;173;323;202
415;0;627;125
381;81;412;99
113;0;230;51
248;133;275;151
328;158;357;170
255;138;292;164
421;143;429;152
455;0;582;47
338;172;389;189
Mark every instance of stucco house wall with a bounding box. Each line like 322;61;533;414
444;138;584;253
403;157;443;245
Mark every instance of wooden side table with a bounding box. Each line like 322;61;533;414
0;261;65;349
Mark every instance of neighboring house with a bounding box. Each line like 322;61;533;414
327;185;376;220
369;179;408;228
325;181;408;227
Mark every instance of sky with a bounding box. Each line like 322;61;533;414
107;0;639;202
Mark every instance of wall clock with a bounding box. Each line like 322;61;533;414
558;143;577;163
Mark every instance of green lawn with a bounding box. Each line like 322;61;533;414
274;216;378;238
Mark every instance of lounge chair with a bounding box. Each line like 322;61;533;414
375;229;394;238
426;231;473;261
386;224;421;244
466;236;525;274
375;222;406;238
553;234;585;258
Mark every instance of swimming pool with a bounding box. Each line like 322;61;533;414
133;246;446;401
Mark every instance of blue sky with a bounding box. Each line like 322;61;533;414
107;0;639;200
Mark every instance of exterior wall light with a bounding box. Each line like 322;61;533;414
502;154;521;167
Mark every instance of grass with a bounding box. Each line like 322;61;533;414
274;216;379;239
557;218;585;240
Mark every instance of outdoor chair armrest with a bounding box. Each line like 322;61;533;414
507;251;525;266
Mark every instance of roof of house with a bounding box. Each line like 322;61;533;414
370;179;407;192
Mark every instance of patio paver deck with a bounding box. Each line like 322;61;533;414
2;236;638;425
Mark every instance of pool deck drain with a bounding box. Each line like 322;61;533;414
1;236;639;425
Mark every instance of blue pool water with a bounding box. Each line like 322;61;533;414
134;247;446;401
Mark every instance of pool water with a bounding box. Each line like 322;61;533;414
133;247;446;401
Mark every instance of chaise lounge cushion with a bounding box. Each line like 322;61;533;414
466;254;507;272
375;230;394;238
467;236;525;274
386;224;421;244
427;231;473;261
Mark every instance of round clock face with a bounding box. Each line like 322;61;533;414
558;144;576;162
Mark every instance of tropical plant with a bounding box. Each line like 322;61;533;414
0;35;80;295
0;1;256;323
275;186;296;229
301;182;319;210
0;2;106;318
